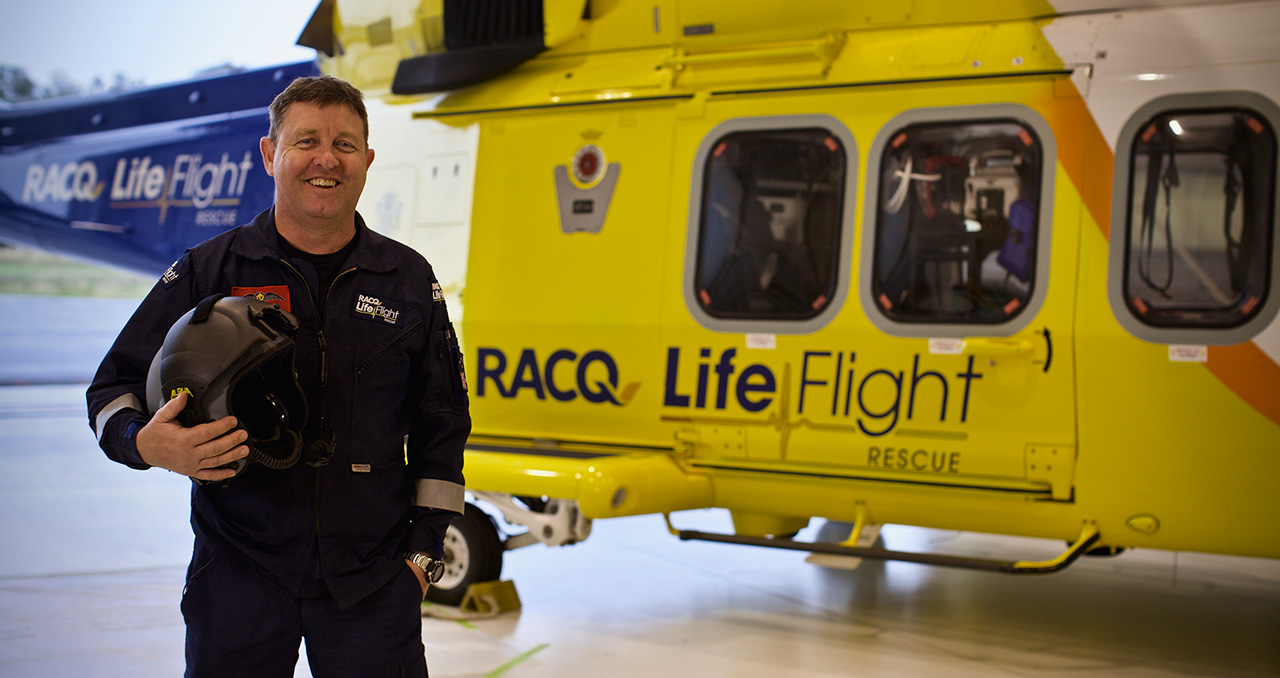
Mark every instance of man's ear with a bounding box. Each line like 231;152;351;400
365;147;375;170
259;137;276;176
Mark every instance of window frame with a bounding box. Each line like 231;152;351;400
1107;90;1280;345
683;114;858;335
858;104;1058;338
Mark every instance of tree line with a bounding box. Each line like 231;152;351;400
0;65;143;104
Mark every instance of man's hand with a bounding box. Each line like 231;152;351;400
405;558;430;599
135;392;250;482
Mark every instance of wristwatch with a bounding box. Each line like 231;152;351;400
403;551;445;583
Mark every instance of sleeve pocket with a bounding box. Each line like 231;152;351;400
423;322;469;414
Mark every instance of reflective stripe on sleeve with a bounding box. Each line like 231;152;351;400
414;478;466;513
95;394;145;443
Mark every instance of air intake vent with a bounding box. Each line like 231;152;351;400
392;0;548;94
444;0;544;50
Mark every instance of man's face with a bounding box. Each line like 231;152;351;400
260;101;373;228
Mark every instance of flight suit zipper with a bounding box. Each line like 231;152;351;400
279;258;360;536
317;329;328;387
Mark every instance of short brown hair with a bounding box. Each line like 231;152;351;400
267;75;369;144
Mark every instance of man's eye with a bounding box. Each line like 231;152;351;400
296;138;315;147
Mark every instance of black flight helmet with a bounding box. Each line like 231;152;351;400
146;294;307;477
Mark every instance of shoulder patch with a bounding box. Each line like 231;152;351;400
431;282;445;303
160;257;188;288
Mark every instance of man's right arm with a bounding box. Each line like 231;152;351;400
88;256;196;468
86;253;249;481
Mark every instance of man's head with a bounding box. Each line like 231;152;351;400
260;75;374;244
267;75;369;145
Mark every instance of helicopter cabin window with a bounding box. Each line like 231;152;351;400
869;119;1044;326
1123;110;1276;328
1108;92;1280;345
692;127;847;322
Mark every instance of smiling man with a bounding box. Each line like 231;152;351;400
262;88;372;252
87;75;470;678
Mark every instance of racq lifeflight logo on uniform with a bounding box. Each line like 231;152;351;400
353;293;401;325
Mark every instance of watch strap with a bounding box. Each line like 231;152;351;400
404;551;445;583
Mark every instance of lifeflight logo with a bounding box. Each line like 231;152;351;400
662;347;984;437
354;294;401;325
21;151;255;223
476;344;985;439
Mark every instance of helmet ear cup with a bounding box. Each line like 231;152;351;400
230;371;286;443
228;363;305;470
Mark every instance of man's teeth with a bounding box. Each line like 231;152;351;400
309;178;337;187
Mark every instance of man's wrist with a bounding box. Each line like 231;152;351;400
107;410;153;469
403;551;445;583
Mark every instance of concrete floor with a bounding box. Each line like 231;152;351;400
1;295;1278;677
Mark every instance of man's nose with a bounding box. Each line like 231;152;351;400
312;144;339;169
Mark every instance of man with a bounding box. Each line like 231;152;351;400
86;75;469;677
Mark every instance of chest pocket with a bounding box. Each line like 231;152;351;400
423;322;469;414
353;289;423;402
356;318;422;386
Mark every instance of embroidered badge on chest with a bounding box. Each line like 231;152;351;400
352;292;402;325
231;285;292;312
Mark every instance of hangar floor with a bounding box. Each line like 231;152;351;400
1;295;1278;678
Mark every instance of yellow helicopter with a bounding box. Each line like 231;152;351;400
6;0;1277;606
295;0;1280;604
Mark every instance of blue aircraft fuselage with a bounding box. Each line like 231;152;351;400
0;61;318;274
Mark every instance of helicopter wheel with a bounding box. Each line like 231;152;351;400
425;502;504;606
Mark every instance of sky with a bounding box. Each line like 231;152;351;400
2;0;322;89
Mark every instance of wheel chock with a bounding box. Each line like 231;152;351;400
460;580;522;616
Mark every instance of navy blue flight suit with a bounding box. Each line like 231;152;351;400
88;208;470;677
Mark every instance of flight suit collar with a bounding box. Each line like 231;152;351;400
231;207;402;274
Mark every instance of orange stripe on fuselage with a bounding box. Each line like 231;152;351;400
1038;88;1114;240
1208;343;1280;428
1043;80;1280;429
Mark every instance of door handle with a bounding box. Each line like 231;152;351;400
963;337;1034;356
